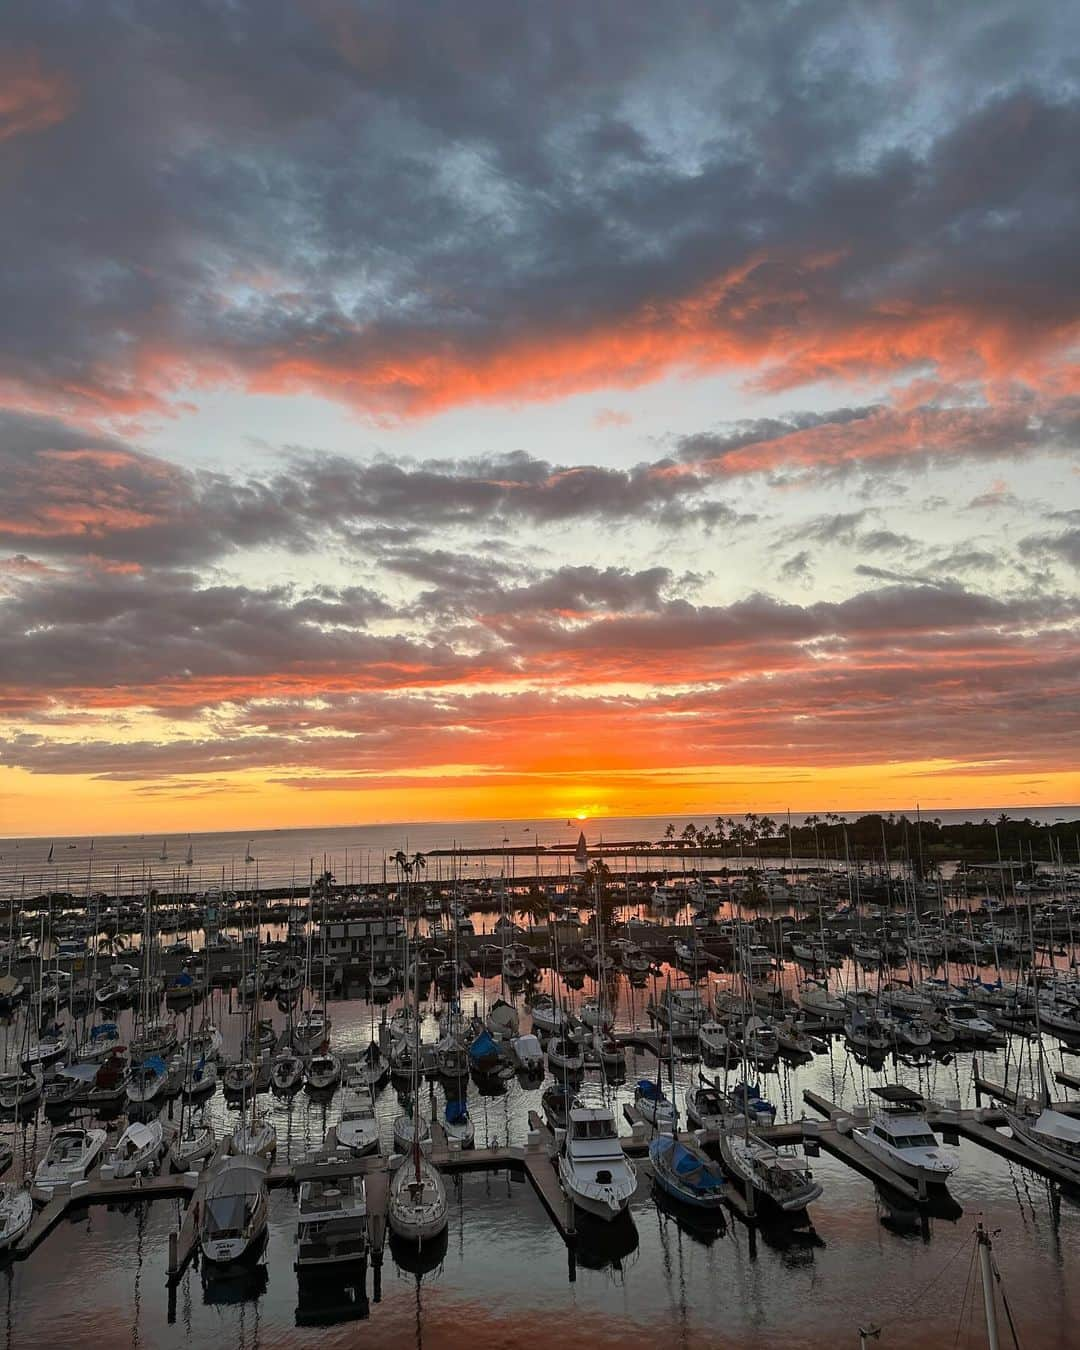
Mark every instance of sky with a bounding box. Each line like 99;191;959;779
1;0;1078;836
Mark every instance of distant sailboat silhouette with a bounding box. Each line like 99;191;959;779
185;838;194;868
159;839;168;861
244;841;255;864
47;844;54;864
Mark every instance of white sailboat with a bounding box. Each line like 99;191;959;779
387;852;448;1248
0;1185;32;1251
199;1155;269;1266
107;1119;164;1178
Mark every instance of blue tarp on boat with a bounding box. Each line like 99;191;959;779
637;1079;665;1100
446;1098;469;1124
469;1030;499;1066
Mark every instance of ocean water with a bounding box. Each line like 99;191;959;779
3;806;1078;894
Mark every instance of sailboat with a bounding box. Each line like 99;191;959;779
230;894;277;1161
171;1105;216;1170
159;839;168;862
388;857;448;1247
199;1155;269;1267
0;1184;33;1251
107;1119;165;1178
184;838;194;868
244;841;255;864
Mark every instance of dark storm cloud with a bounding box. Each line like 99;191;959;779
1;3;1079;416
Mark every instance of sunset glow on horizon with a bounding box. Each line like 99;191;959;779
1;3;1078;837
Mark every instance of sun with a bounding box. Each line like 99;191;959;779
575;811;589;821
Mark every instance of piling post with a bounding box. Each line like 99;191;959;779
168;1229;178;1276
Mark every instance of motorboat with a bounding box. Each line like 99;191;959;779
199;1155;269;1267
944;1004;997;1043
223;1059;256;1096
698;1020;730;1057
719;1120;822;1212
387;1154;448;1244
686;1081;731;1131
271;1047;305;1094
337;1078;380;1156
654;988;706;1034
512;1033;545;1075
850;1087;957;1186
295;1175;368;1277
34;1126;106;1192
107;1119;164;1178
305;1049;343;1094
542;1083;582;1131
557;1106;637;1221
634;1079;676;1131
649;1134;726;1210
585;1031;625;1075
170;1108;216;1170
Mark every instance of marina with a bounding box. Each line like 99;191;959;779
0;819;1078;1345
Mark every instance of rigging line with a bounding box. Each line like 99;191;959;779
952;1239;979;1350
991;1253;1023;1350
877;1229;976;1332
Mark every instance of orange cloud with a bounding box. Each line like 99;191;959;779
0;49;75;143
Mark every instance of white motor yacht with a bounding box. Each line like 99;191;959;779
850;1087;957;1186
557;1106;637;1221
295;1175;368;1276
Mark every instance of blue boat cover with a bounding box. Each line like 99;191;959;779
171;972;193;987
637;1079;664;1100
469;1030;499;1063
446;1098;469;1124
142;1055;167;1074
91;1022;118;1039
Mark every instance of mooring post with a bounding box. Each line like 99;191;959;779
168;1229;178;1276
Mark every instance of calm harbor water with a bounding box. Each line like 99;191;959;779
1;956;1079;1347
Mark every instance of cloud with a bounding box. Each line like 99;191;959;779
1;5;1079;420
0;48;75;143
